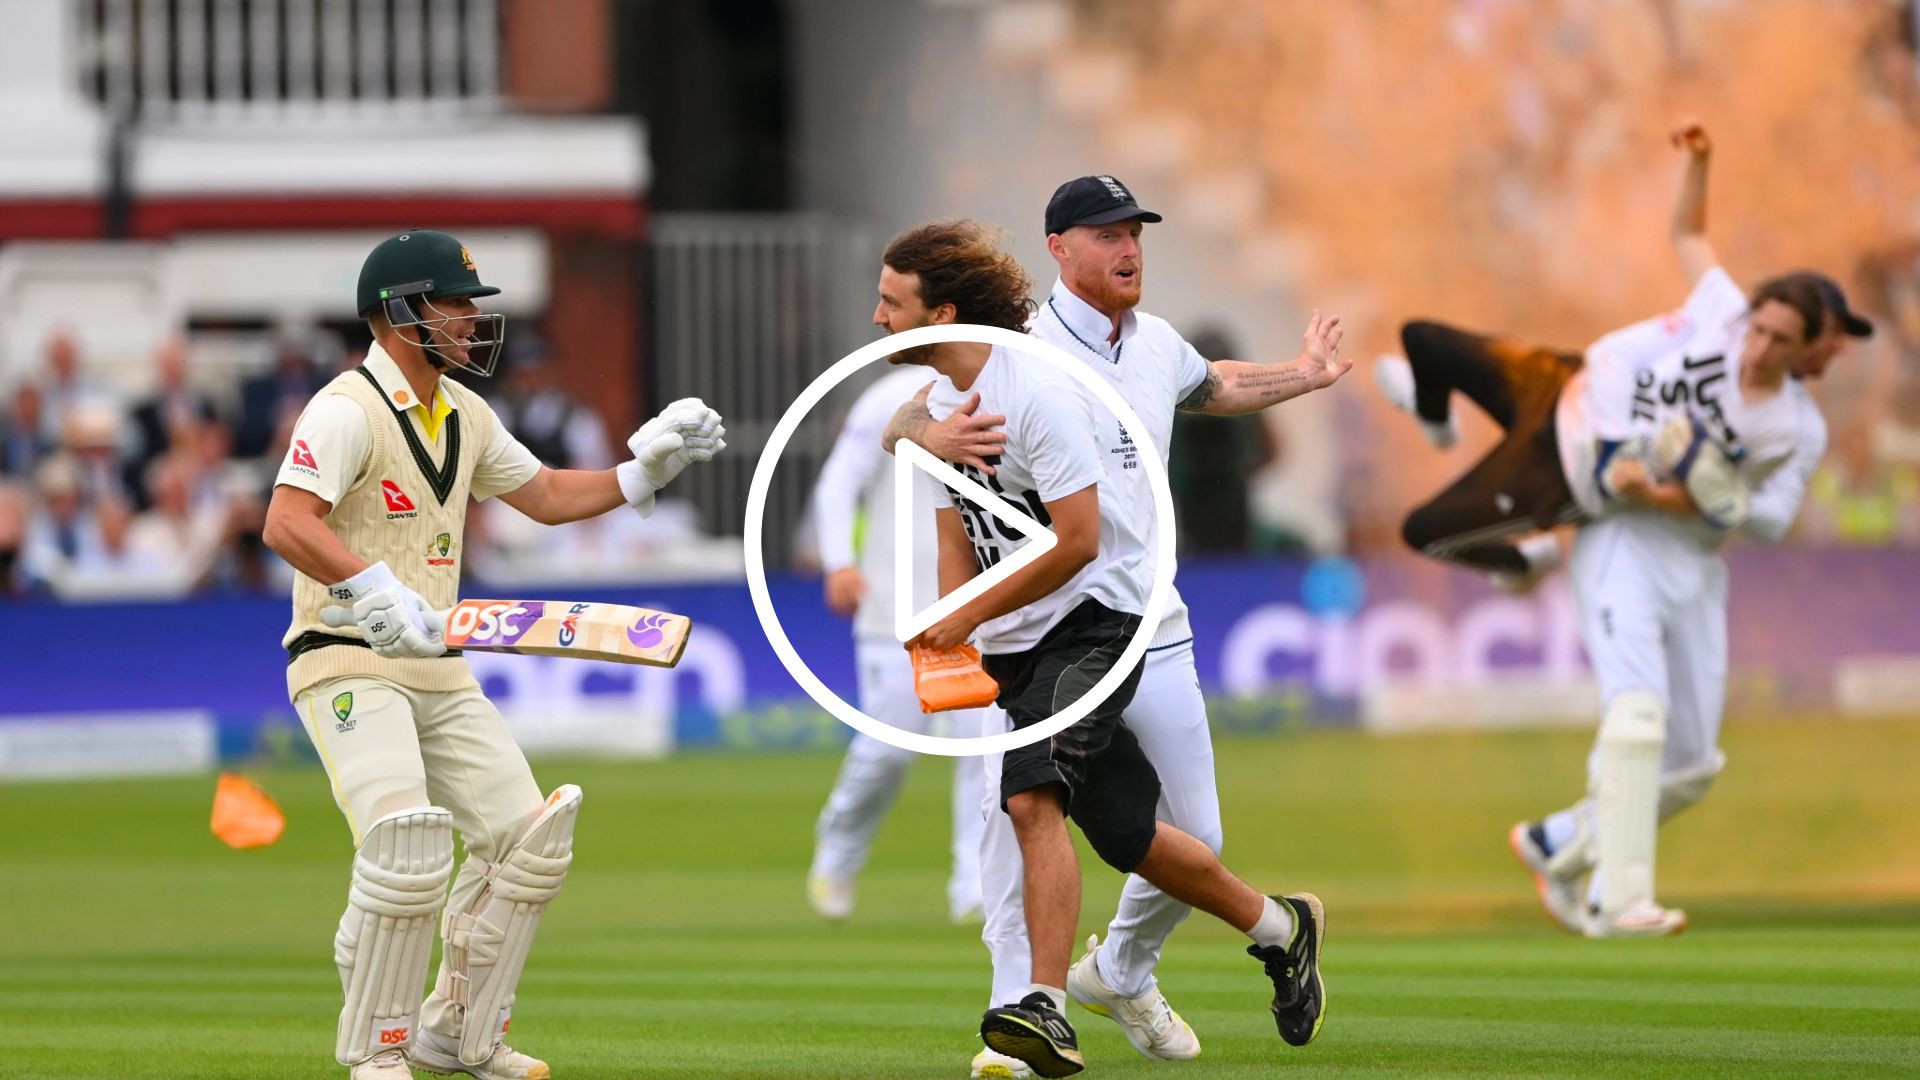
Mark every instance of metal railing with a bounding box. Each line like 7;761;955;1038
75;0;502;121
647;213;885;562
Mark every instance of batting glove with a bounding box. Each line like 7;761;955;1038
1655;414;1750;529
617;398;727;515
321;561;448;659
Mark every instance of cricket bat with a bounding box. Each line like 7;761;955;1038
441;599;691;668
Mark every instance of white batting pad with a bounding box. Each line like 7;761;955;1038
1659;751;1727;823
1592;691;1665;919
333;806;455;1065
437;784;582;1066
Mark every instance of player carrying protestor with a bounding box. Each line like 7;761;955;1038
1372;123;1871;935
262;230;726;1079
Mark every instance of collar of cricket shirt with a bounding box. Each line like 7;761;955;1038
364;343;458;438
1047;277;1139;365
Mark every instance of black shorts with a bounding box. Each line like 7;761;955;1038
985;599;1160;872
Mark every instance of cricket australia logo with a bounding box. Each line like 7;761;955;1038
425;531;456;567
332;692;355;733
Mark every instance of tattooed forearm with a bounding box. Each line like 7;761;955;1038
882;399;934;453
1176;363;1223;412
1236;365;1311;400
1179;360;1314;414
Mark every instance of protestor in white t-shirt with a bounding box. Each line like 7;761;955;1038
885;176;1351;1076
872;219;1332;1079
1371;122;1871;939
804;364;988;925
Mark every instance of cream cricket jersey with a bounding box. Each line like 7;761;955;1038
923;345;1150;654
274;345;542;696
1031;277;1207;649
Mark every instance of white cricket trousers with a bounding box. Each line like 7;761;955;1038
295;674;547;1040
810;639;987;915
1569;514;1730;783
980;639;1222;1005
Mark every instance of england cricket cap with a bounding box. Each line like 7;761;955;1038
1045;175;1162;237
356;229;501;318
1782;271;1873;338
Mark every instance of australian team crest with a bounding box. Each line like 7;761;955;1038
332;692;355;732
425;532;456;567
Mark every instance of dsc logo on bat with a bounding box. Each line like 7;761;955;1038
444;600;545;645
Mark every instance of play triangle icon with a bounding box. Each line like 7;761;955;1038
893;439;1057;643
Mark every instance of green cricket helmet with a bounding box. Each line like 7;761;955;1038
356;229;507;376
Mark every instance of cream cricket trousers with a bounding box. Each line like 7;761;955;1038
296;675;549;1041
295;675;545;858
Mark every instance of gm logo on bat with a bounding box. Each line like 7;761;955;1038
557;602;591;647
744;324;1175;759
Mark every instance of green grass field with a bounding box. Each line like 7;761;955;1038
4;718;1918;1079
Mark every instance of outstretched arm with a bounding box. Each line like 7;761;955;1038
497;398;726;523
1177;309;1350;415
495;466;626;525
1669;119;1720;287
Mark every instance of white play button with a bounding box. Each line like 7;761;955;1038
892;439;1057;643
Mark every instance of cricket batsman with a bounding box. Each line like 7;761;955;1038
262;229;726;1079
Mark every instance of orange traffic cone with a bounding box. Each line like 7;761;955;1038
211;772;286;849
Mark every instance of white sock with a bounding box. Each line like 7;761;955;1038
1246;895;1296;950
1419;416;1459;450
1029;983;1066;1013
1542;811;1579;854
1517;532;1561;574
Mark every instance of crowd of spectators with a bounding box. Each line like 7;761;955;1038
0;326;674;601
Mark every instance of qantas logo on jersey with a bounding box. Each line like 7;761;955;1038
288;440;319;475
382;480;419;519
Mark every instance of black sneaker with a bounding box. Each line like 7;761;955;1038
1247;892;1326;1047
981;992;1084;1078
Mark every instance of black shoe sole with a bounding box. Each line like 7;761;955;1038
981;1014;1085;1079
1276;892;1327;1047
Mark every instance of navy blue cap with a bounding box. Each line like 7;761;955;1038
1045;175;1162;237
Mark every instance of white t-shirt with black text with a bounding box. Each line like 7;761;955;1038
922;346;1151;653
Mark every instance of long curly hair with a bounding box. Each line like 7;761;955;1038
882;220;1036;332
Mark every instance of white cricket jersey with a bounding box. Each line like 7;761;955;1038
812;367;939;641
1556;266;1829;546
924;346;1151;654
1031;277;1205;649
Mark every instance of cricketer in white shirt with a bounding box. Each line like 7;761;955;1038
804;366;985;923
